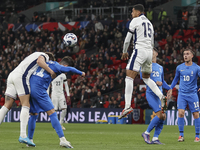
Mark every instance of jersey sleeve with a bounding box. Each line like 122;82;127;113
41;53;49;62
60;66;82;75
162;67;171;90
129;19;137;33
170;66;180;89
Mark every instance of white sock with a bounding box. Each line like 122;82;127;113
0;106;9;124
20;106;30;138
144;131;150;135
152;137;158;141
60;109;67;124
60;136;66;142
125;76;134;109
142;78;163;100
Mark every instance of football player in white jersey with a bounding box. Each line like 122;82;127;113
51;73;70;130
0;52;56;146
119;4;167;119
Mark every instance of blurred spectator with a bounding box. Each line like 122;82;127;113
182;8;188;29
92;91;104;108
95;20;104;32
146;8;153;23
81;99;91;108
158;8;167;21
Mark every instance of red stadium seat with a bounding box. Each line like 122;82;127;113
103;101;109;108
121;63;127;69
120;101;125;108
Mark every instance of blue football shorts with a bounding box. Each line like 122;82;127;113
146;92;162;113
177;93;199;113
30;88;54;114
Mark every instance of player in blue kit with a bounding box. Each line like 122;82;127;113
141;48;171;144
28;56;85;148
169;48;200;142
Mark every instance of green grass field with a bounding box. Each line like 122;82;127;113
0;123;199;150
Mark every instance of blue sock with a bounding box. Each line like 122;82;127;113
178;117;184;137
195;118;200;138
50;112;64;138
147;116;161;133
154;119;164;138
28;115;38;139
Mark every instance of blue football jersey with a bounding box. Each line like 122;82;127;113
140;63;170;94
171;62;200;95
30;61;82;90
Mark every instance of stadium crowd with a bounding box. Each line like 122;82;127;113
1;6;200;110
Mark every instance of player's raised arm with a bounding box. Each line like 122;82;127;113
121;19;136;60
60;66;84;76
37;52;57;79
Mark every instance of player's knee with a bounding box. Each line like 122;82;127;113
162;113;166;120
193;112;199;119
178;111;185;118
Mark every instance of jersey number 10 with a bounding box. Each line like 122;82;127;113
142;22;152;38
183;75;190;81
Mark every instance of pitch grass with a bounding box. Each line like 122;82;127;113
0;123;199;150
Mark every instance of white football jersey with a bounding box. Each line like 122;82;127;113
51;73;67;96
13;52;49;79
129;14;154;50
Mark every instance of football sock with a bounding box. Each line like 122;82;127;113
178;117;184;137
154;119;164;138
28;115;38;139
152;137;158;141
60;109;67;124
146;115;161;133
50;112;64;138
195;118;200;138
142;78;163;100
124;76;134;109
0;106;9;124
20;106;30;138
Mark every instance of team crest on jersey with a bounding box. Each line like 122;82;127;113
191;71;193;76
132;109;140;121
159;68;162;73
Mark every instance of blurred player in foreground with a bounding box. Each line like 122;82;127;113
119;4;166;119
28;56;85;148
0;52;56;146
141;48;171;144
51;73;70;130
168;48;200;142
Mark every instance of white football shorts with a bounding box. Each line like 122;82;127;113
52;94;67;110
126;48;152;73
5;72;30;99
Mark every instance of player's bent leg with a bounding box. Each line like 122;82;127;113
143;111;162;144
60;108;67;130
27;113;38;147
47;109;73;148
142;73;164;102
193;112;200;142
119;70;136;119
178;109;185;142
28;114;38;140
19;94;30;139
152;113;166;145
0;96;14;124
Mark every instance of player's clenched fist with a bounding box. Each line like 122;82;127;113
82;72;86;77
121;53;129;60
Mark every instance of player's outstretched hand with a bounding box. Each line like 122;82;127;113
51;71;57;79
121;53;129;60
82;72;85;77
167;89;172;100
